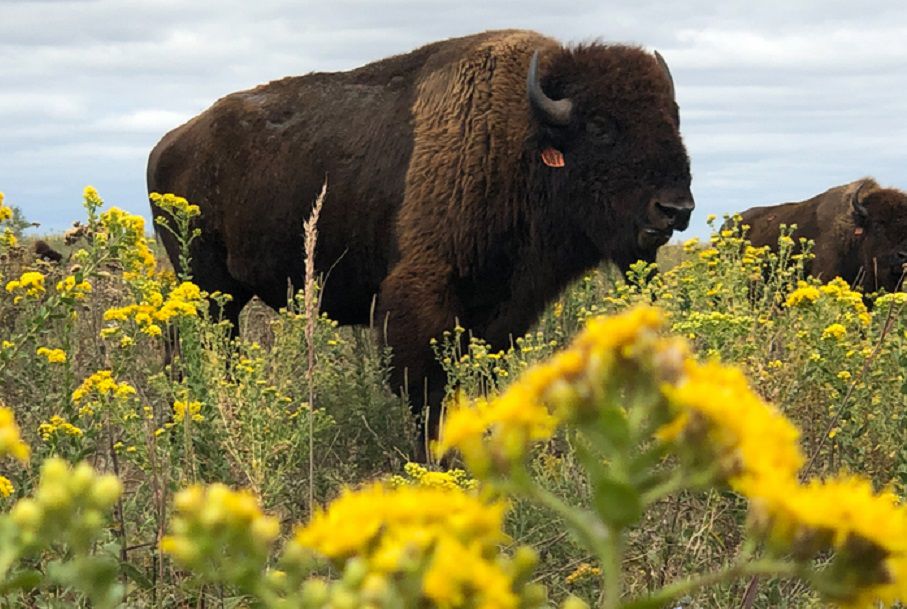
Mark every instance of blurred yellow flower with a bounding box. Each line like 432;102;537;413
0;406;30;462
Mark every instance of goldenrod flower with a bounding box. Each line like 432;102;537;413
173;400;204;423
71;370;136;408
36;347;66;364
150;192;201;218
9;458;121;552
821;323;847;341
785;281;821;307
0;475;14;497
0;406;30;462
565;562;602;584
37;415;83;441
55;275;92;299
292;482;526;609
659;360;804;490
161;483;279;584
5;271;46;301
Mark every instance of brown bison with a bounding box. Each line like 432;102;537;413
147;30;694;434
33;240;63;263
739;178;907;293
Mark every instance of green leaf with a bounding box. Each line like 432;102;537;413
592;476;642;529
120;561;153;590
0;569;43;594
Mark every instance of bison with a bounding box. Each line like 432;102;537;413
33;240;63;263
147;30;694;437
739;178;907;293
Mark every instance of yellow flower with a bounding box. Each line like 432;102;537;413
747;474;907;606
0;406;30;462
821;323;847;341
439;306;674;476
785;281;821;307
56;275;92;299
6;271;46;299
38;415;83;441
173;400;204;423
36;347;66;364
0;475;14;497
659;360;804;491
71;370;136;405
292;482;524;609
150;192;201;218
161;483;279;579
565;562;602;584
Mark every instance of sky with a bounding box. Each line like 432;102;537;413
2;0;906;239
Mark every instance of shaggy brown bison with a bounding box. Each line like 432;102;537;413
33;240;63;263
739;178;907;293
147;30;694;435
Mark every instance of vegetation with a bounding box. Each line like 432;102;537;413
0;188;905;608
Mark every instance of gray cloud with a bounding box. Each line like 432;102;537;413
1;0;905;238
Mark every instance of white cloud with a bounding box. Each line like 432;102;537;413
1;0;905;235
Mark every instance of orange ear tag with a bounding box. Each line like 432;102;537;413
541;147;565;168
854;227;864;236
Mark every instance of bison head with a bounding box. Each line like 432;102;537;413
850;182;907;292
527;45;694;269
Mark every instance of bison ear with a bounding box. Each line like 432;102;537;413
851;180;870;227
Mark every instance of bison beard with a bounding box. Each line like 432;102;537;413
739;178;907;294
147;30;694;446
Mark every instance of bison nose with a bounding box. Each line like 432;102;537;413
655;199;694;231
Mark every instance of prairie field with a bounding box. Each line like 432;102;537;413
0;189;905;608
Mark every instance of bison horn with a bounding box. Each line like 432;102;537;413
851;180;870;219
527;50;572;126
654;50;675;101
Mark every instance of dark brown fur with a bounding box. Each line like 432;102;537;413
33;240;63;263
147;30;693;433
740;178;907;292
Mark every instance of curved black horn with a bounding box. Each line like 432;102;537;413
851;180;870;218
654;50;675;101
527;50;572;126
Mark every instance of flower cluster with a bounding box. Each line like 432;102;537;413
659;360;804;490
55;275;93;300
0;406;30;462
103;280;203;338
97;202;156;278
438;306;674;476
785;281;821;307
150;192;201;218
291;482;541;609
173;399;204;423
748;475;907;606
36;346;66;364
5;271;46;302
9;458;121;552
71;370;137;415
37;415;84;441
161;483;280;586
389;462;477;491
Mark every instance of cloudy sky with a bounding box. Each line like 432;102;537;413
2;0;906;238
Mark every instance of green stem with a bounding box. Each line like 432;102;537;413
620;558;801;609
505;474;613;564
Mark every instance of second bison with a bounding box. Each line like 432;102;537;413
147;30;694;434
739;178;907;293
